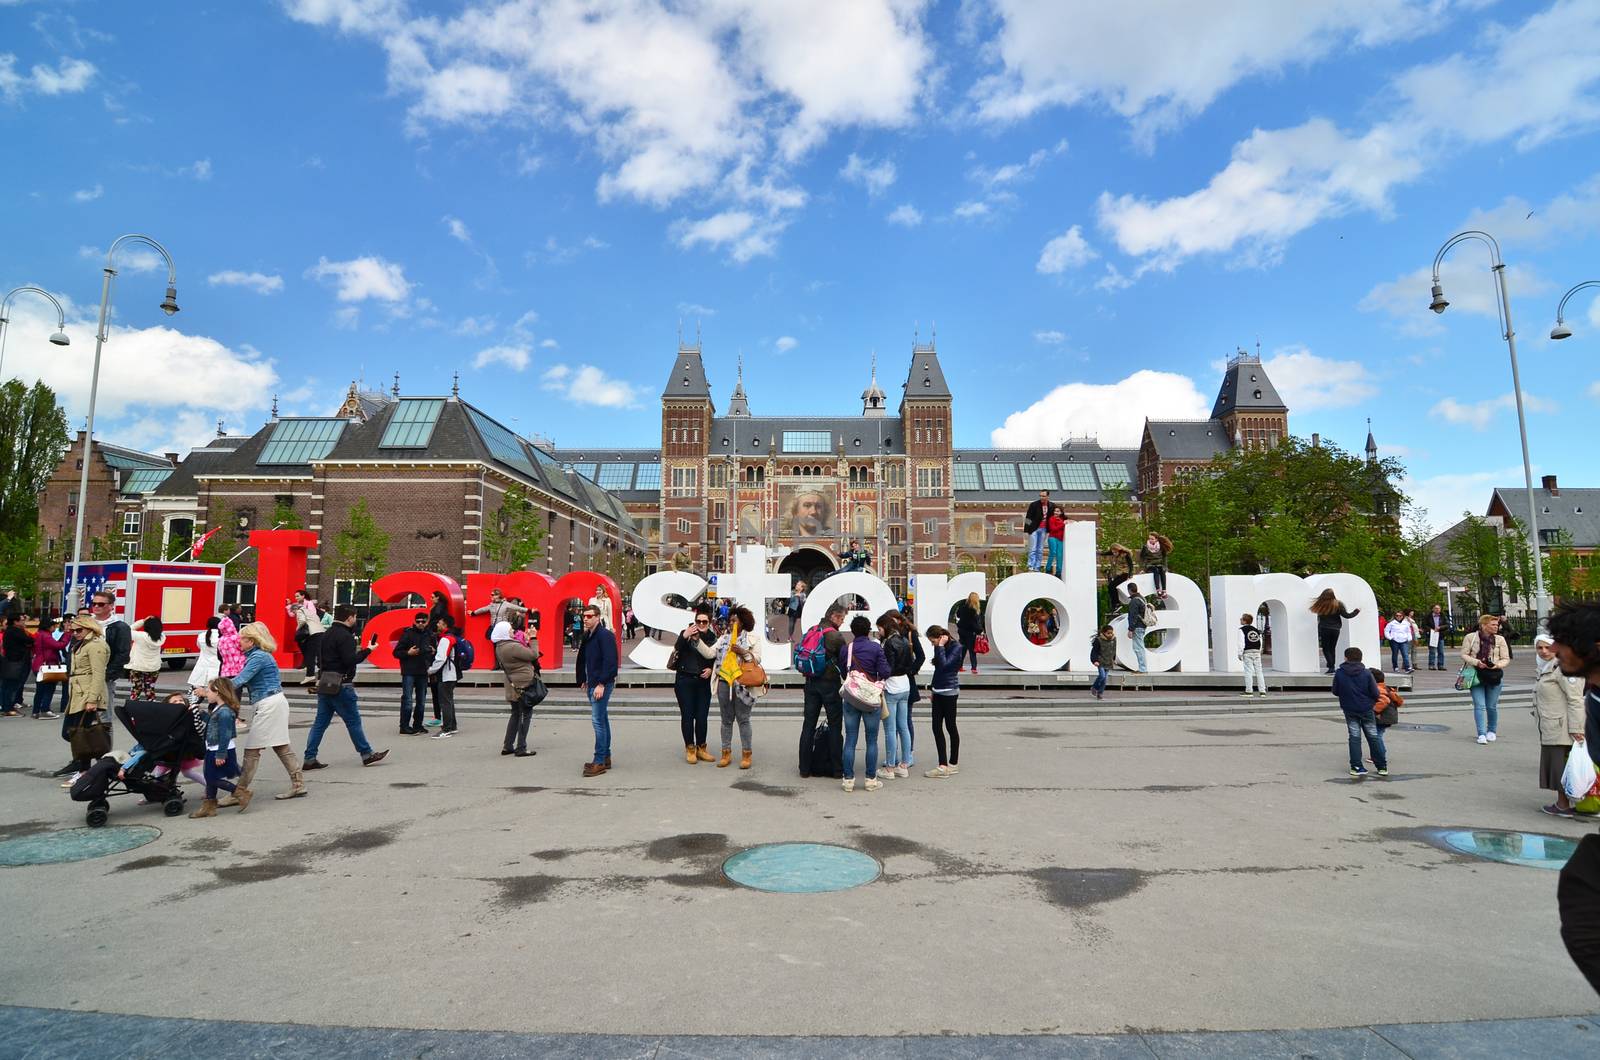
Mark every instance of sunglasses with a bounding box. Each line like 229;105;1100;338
694;618;710;625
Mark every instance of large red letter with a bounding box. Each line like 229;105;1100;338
357;572;464;670
250;529;319;669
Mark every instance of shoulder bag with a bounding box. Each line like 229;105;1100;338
517;675;549;710
315;668;345;696
840;642;885;713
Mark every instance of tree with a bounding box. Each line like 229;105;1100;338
479;485;545;571
333;498;389;579
1445;514;1504;615
1544;529;1580;603
0;379;70;540
198;505;235;565
271;497;304;531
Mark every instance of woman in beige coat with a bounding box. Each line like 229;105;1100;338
1461;613;1510;744
493;617;541;757
1534;634;1588;817
65;615;110;776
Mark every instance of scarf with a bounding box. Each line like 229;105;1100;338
489;621;513;643
1477;630;1495;664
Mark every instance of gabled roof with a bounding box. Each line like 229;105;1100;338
1211;355;1286;419
98;441;172;472
901;341;950;404
1490;487;1600;549
1145;420;1231;460
663;343;712;402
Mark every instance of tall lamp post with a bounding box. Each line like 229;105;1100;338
0;286;72;380
1549;280;1600;341
1428;230;1547;625
66;235;180;611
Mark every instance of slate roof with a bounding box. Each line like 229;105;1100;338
1491;487;1600;548
951;447;1139;504
901;342;951;403
1211;356;1286;419
1145;420;1232;460
545;449;662;503
151;438;248;498
662;344;712;401
708;416;905;456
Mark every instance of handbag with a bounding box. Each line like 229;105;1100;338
315;668;344;696
840;642;885;711
38;664;68;684
737;661;767;687
1455;665;1478;691
974;633;990;655
69;713;112;759
1477;664;1503;687
516;676;548;710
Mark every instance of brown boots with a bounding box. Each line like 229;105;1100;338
696;744;714;763
740;749;752;770
717;748;732;768
220;749;260;810
686;744;697;764
273;746;307;800
188;799;218;819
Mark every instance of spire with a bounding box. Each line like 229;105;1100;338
727;350;751;417
862;349;887;417
902;333;951;410
391;372;400;398
216;418;225;437
270;395;279;421
1365;418;1378;463
662;329;712;404
451;371;460;398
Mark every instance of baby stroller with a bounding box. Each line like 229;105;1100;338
70;698;206;827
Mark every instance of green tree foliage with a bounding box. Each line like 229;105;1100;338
479;485;545;571
1150;437;1417;597
0;379;70;538
198;505;236;564
271;497;304;531
1093;483;1145;554
333;498;390;579
1444;514;1506;614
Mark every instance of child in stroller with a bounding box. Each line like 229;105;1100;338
71;694;207;827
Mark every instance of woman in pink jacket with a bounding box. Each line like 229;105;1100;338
217;609;246;680
30;617;69;718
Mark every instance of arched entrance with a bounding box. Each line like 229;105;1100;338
779;547;836;597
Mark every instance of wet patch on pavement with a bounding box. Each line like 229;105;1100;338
1007;728;1059;740
388;782;427;789
1186;728;1269;737
1028;867;1147;909
181;836;230;852
1141;784;1206;793
729;780;800;798
505;786;546;795
207;862;311;888
113;855;177;872
645;832;729;862
1323;773;1443;784
0;766;59;779
0;820;56;841
850;831;979;877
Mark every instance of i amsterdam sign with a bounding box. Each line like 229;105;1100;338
249;528;1379;676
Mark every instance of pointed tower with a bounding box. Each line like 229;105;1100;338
1212;348;1288;450
1365;418;1378;465
900;332;954;577
727;352;751;417
861;352;887;417
661;334;714;570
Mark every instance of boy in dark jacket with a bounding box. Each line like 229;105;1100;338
1332;647;1387;778
393;611;433;735
1088;625;1116;700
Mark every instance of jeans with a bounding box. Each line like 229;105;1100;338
32;678;59;715
587;683;613;763
1345;711;1388;771
799;683;843;776
674;673;711;746
1091;666;1108;695
841;703;881;780
302;632;323;677
931;692;959;766
1242;650;1264;694
1395;641;1412;671
882;688;911;766
1147;564;1167;593
1044;537;1063;576
1470;679;1503;736
1428;641;1445;668
304;684;374;761
1319;630;1339;672
504;699;534;753
434;679;457;732
0;676;23;712
1389;641;1400;670
1028;528;1046;571
960;633;978;672
717;683;752;751
399;673;430;731
1130;629;1148;673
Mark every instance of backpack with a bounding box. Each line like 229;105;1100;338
810;722;836;776
795;623;832;677
453;635;476;673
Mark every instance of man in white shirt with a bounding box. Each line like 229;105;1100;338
1384;614;1415;674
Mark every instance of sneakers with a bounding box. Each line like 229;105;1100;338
1349;766;1369;778
864;778;883;791
60;772;81;788
1257;692;1268;698
431;730;454;739
1376;768;1389;777
895;766;909;779
1486;732;1497;742
1090;689;1103;700
877;768;893;781
1476;734;1489;745
362;750;389;766
842;777;855;792
924;765;950;779
302;759;328;771
1239;692;1253;698
947;763;960;775
1543;803;1575;818
39;711;58;719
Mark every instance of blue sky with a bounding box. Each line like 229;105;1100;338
2;0;1598;532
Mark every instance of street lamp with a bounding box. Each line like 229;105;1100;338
1428;230;1548;626
1549;280;1600;341
66;234;179;611
0;286;72;380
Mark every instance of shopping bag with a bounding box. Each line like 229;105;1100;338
1454;665;1478;692
1563;745;1599;802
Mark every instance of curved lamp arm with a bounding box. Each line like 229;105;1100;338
0;285;70;329
1554;280;1600;326
1431;230;1511;340
96;234;180;341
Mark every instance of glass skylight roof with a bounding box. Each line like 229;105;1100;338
257;418;346;465
379;398;444;448
1019;464;1057;490
1095;463;1132;488
952;463;981;490
1056;463;1096;490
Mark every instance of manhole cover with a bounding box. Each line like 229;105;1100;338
1432;829;1579;870
0;825;161;867
722;843;881;893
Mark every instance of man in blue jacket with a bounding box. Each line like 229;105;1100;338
1331;646;1387;778
575;603;618;777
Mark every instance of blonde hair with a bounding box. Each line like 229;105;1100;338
207;678;242;711
1477;613;1499;629
965;592;980;608
238;621;277;653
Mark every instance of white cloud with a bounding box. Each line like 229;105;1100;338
1095;0;1600;272
967;138;1067;187
186;158;212;181
1033;329;1065;345
1036;225;1097;273
1400;466;1526;536
1360;262;1550;336
332;306;361;330
840;153;896;196
1257;345;1375;411
775;336;798;353
540;362;642;408
1589;381;1600;400
677;301;717;317
442;215;473;244
207;270;285;295
454;314;497;337
78;244;162;273
306;255;411;302
539;338;559;349
673;210;786;263
0;54;96;100
72;183;102;202
973;1;1473;138
952;200;991;221
991;369;1212;448
886;203;922;227
472;344;530;371
1430;392;1558;431
413;62;515;123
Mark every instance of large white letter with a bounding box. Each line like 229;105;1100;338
912;572;987;673
1306;573;1380;665
801;572;900;643
716;545;795;670
1111;573;1210;672
986;572;1078;672
628;570;706;670
1209;574;1322;673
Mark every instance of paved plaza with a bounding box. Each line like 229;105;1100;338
1;671;1596;1053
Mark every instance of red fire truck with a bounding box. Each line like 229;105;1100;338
63;561;227;669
